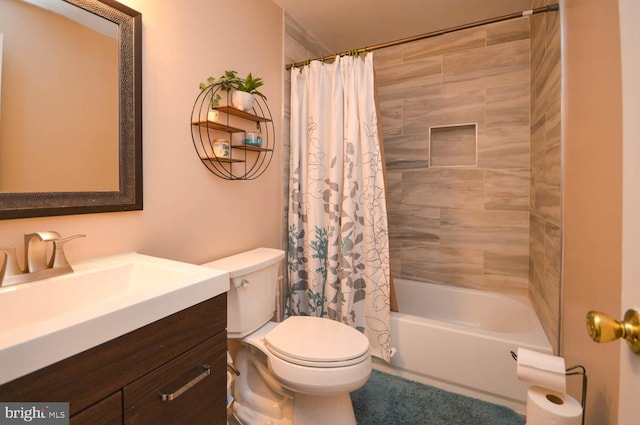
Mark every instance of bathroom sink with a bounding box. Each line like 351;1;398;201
0;252;229;385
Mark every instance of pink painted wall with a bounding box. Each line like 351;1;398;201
562;0;623;423
0;0;285;267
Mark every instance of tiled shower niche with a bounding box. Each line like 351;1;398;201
429;123;478;167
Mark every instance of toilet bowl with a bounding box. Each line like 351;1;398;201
204;248;372;425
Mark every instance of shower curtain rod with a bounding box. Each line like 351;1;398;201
285;3;559;70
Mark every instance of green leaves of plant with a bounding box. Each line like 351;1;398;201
198;70;267;100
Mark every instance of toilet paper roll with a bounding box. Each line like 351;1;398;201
526;386;582;425
517;347;566;393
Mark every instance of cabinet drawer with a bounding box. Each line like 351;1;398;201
124;331;226;425
71;392;122;425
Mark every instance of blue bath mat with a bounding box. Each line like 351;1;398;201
352;369;524;425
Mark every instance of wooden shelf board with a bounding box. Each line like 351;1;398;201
192;121;245;133
215;106;271;122
199;156;245;163
232;144;274;152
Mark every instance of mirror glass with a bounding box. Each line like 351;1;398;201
0;0;141;219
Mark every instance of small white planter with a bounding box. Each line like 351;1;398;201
207;109;219;122
231;91;255;112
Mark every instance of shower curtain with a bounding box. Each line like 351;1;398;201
287;53;392;362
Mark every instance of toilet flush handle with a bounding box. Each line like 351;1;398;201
234;279;250;289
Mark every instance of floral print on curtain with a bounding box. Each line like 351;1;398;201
287;53;392;362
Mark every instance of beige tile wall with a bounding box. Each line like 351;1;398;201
374;18;532;297
530;0;562;353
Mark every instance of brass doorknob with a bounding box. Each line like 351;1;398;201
586;309;640;354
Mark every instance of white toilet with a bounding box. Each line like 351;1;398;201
204;248;372;425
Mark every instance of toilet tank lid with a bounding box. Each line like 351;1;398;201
202;248;284;278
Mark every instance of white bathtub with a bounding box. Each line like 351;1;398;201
373;278;552;414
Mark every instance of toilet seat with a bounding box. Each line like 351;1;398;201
264;316;370;368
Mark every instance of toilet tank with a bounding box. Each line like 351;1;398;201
203;248;285;338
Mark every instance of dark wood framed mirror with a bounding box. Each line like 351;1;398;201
0;0;142;219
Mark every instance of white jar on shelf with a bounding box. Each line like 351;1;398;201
207;109;219;122
213;139;230;158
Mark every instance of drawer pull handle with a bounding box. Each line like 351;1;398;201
160;364;211;401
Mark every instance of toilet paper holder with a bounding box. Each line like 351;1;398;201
511;351;587;425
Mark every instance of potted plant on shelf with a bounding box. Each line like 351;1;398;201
232;72;266;112
199;71;239;120
199;70;267;114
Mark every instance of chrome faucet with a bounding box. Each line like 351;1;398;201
49;234;86;268
24;231;61;273
0;232;85;287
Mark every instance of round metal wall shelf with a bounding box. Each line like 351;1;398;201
190;84;274;180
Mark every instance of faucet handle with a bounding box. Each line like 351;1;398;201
0;246;25;276
49;234;86;269
0;252;6;286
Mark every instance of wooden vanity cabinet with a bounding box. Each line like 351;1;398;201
0;294;227;425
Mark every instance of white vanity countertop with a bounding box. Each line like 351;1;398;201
0;252;229;385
